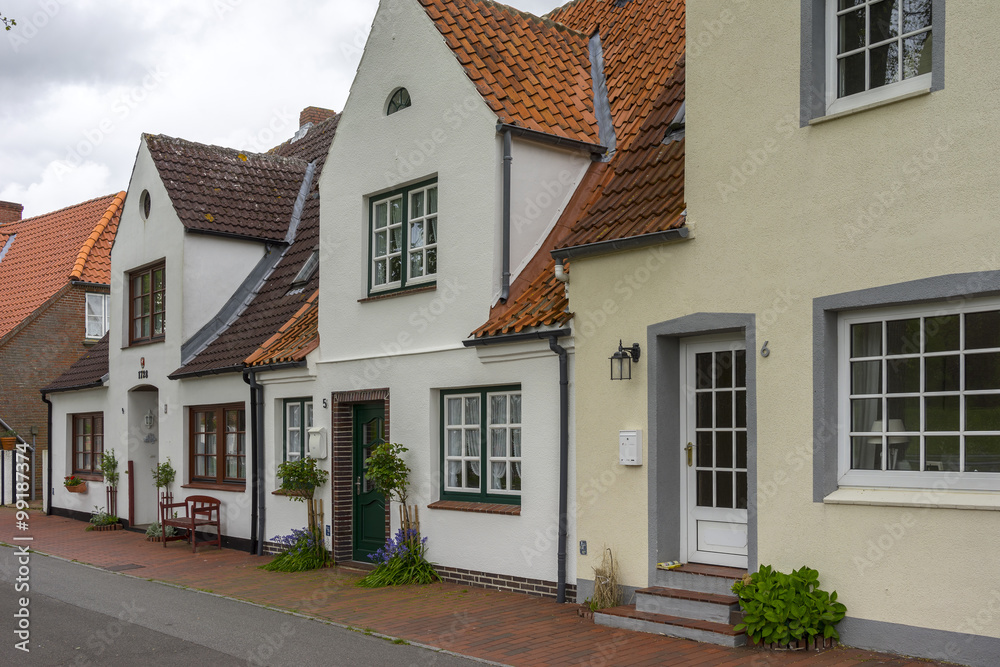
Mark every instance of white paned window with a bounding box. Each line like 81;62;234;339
840;300;1000;491
85;293;110;339
488;392;522;493
370;180;437;293
826;0;932;114
442;386;521;503
284;398;313;462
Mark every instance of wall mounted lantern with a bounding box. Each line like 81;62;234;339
610;340;641;380
144;409;156;430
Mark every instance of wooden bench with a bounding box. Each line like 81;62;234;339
159;493;222;554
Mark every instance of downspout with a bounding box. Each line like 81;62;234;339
500;126;512;303
243;369;265;555
548;335;570;603
42;394;52;516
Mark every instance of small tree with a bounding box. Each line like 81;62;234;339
151;458;176;494
275;457;330;567
100;449;120;516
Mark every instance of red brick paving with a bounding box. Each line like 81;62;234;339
2;509;952;667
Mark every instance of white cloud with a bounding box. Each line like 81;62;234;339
0;160;113;216
0;0;565;218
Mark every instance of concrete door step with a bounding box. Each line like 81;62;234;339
654;562;746;596
635;586;740;624
594;605;747;647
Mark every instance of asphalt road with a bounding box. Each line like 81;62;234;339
0;547;486;666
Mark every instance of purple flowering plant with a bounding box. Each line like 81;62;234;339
358;527;437;587
260;526;328;572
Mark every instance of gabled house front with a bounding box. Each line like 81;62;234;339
561;0;1000;664
0;193;124;500
45;110;339;547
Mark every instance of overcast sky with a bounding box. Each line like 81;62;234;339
0;0;564;218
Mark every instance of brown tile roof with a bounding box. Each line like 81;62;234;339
145;134;310;243
41;334;109;393
472;0;686;338
171;114;339;377
0;193;124;340
245;290;319;367
418;0;598;144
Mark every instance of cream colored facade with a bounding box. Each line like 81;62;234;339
571;0;1000;662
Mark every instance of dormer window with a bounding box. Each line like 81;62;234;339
386;88;411;115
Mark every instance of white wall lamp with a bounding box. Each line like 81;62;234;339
610;340;641;380
144;409;156;430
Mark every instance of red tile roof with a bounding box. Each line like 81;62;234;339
245;290;319;367
0;193;124;340
145;134;310;243
419;0;598;144
472;0;686;338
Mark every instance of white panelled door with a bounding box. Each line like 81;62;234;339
680;338;749;568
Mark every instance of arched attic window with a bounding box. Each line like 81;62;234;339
386;88;411;115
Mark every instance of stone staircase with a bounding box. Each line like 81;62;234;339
594;563;747;647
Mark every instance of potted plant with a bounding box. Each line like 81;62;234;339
87;505;122;531
276;456;329;501
64;475;87;493
100;449;120;516
1;428;18;451
147;458;176;537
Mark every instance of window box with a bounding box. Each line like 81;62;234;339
65;478;88;493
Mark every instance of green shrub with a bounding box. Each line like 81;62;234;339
144;522;176;539
732;565;847;645
276;457;329;501
88;506;119;527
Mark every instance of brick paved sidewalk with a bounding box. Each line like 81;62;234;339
2;508;951;667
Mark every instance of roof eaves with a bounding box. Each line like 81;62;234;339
552;226;689;261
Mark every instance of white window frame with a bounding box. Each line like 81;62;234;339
838;298;1000;492
369;179;437;294
486;391;522;494
824;0;932;116
85;292;110;339
283;398;313;462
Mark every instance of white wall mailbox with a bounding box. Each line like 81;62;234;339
619;429;642;465
306;426;328;459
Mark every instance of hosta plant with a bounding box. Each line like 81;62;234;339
732;565;847;646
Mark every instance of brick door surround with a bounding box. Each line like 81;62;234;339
330;389;390;563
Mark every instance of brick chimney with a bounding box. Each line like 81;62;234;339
0;201;23;225
299;106;337;128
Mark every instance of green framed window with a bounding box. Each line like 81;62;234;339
283;398;314;462
369;179;437;295
440;385;521;504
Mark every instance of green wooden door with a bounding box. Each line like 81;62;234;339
352;404;386;561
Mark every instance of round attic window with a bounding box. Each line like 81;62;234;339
386;88;411;115
139;190;151;220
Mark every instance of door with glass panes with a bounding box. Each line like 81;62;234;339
681;338;749;568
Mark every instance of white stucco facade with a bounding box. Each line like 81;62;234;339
314;0;583;587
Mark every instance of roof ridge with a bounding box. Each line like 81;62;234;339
142;133;309;168
69;191;125;281
471;0;589;38
267;112;342;155
13;192;119;225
